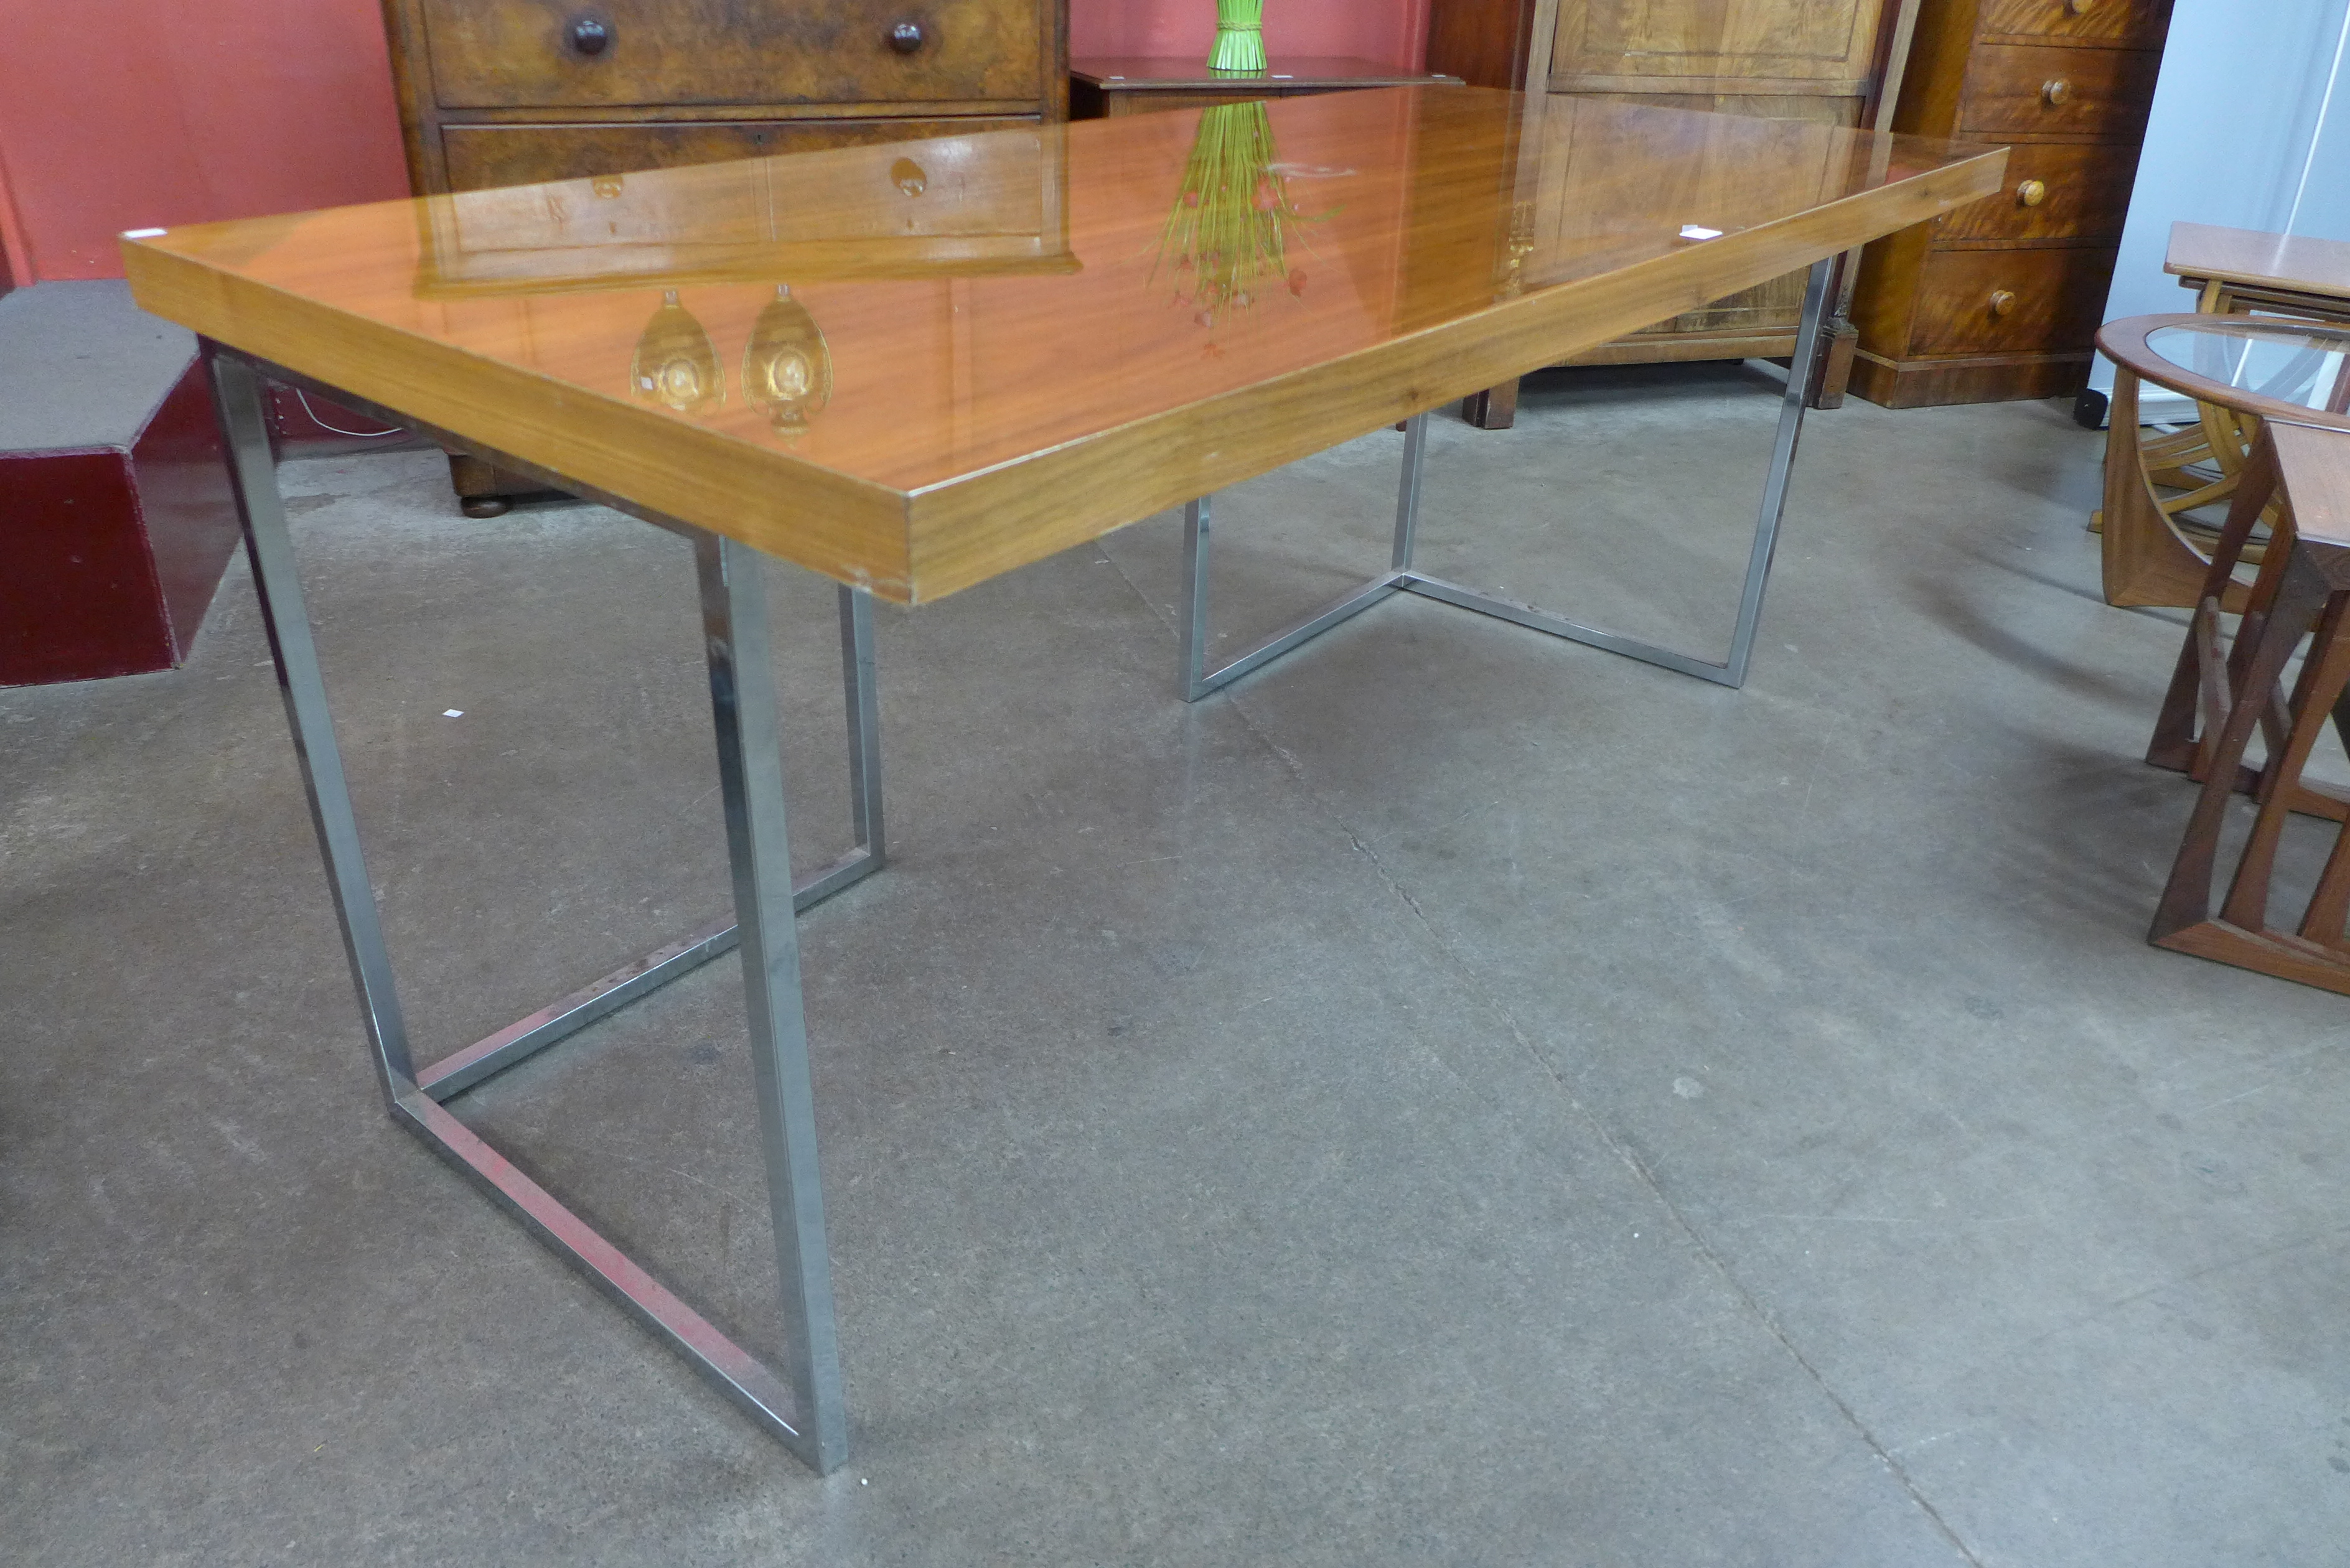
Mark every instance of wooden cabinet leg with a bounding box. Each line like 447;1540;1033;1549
1809;320;1859;409
1461;377;1519;430
447;452;513;518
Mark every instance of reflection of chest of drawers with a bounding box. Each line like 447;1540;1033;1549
380;0;1069;512
1423;0;1920;422
381;0;1068;195
1848;0;2171;407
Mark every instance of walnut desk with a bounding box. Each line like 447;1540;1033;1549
122;87;2000;1473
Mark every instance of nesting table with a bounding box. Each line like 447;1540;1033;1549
123;87;2000;1472
2166;221;2350;321
2099;312;2350;609
2148;418;2350;994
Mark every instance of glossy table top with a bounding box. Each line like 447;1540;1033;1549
125;87;2003;603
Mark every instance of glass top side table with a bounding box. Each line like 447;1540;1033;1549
2097;313;2350;609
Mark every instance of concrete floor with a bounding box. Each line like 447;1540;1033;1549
4;364;2346;1566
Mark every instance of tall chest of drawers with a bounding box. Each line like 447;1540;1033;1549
1848;0;2171;407
380;0;1068;195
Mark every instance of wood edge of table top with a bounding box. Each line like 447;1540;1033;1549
124;141;2004;606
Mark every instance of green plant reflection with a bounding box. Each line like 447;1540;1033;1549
1152;101;1321;338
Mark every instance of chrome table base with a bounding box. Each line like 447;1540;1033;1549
209;348;874;1473
207;261;1825;1475
1179;258;1835;700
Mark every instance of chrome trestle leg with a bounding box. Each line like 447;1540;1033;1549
208;342;865;1472
212;350;418;1104
1176;413;1428;702
1176;256;1835;698
694;530;850;1471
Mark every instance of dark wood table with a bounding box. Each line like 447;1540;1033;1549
1072;55;1462;118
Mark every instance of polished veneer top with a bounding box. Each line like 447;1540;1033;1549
2166;222;2350;302
125;87;2001;602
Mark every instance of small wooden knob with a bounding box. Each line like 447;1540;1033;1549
569;16;609;54
1989;289;2018;317
2066;0;2096;14
889;21;924;52
2043;78;2072;106
2017;179;2048;207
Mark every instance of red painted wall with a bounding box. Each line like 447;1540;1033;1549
0;0;1423;285
1071;0;1428;68
0;0;410;282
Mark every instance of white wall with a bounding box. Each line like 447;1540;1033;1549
2090;0;2350;403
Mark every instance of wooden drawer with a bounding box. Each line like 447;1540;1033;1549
1935;140;2139;242
1906;245;2115;355
420;0;1044;110
1977;0;2171;49
442;117;1039;190
1959;42;2161;139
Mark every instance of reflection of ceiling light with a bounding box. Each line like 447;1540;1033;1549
1678;224;1723;241
743;284;832;438
629;290;724;415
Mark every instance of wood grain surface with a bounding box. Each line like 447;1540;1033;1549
1957;40;2161;139
1903;244;2114;354
1932;139;2138;244
123;87;2000;602
1548;0;1884;85
2165;222;2350;305
1977;0;2171;47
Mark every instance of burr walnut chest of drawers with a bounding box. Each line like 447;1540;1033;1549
380;0;1069;194
1848;0;2171;407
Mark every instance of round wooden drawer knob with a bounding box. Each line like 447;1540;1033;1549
1989;289;2018;317
2066;0;2097;14
2043;78;2072;106
569;16;610;55
889;21;924;52
2018;179;2048;207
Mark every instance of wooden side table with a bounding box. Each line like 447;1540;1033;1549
1070;57;1463;118
2166;222;2350;320
2097;312;2350;610
2148;418;2350;994
2090;223;2350;603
